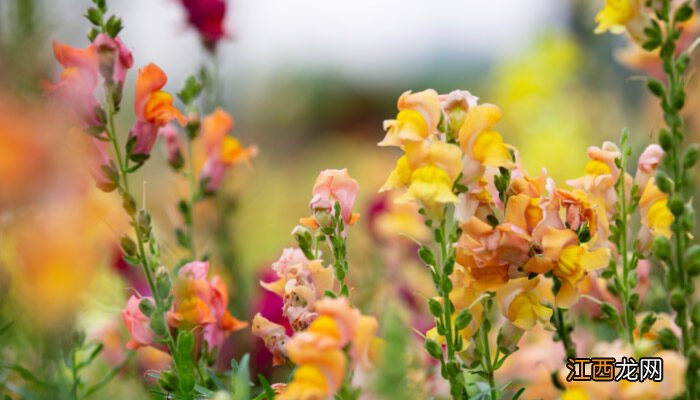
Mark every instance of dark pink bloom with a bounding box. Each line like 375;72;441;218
180;0;228;51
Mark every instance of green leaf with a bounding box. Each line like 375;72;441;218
258;374;276;400
85;7;103;26
175;331;196;397
675;2;693;22
231;354;251;400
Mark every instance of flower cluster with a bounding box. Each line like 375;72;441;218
123;261;247;351
273;297;382;400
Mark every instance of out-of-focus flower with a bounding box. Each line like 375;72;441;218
45;41;100;126
559;338;687;399
616;14;700;76
200;108;257;193
251;314;290;366
594;0;648;42
635;144;664;188
165;261;247;348
638;178;673;250
93;33;133;86
276;298;381;400
309;168;360;225
204;276;248;349
159;124;184;170
129;63;186;160
258;248;334;331
179;0;228;51
122;295;156;349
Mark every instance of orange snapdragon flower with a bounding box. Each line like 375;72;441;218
199;108;258;193
129;63;186;160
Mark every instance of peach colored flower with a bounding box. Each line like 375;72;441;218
200;108;258;193
122;295;155;349
379;89;441;148
92;33;133;86
45;41;100;127
252;313;291;366
309;168;360;225
635;144;664;188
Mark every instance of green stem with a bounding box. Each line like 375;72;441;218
617;139;636;345
104;85;182;381
554;307;576;360
186;135;197;260
479;320;497;400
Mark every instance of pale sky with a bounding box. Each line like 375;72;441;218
48;0;571;86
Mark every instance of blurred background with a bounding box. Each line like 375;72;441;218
1;0;696;398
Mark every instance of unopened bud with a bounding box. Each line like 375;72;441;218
684;145;699;169
686;245;700;276
669;196;684;217
652;236;671;261
313;210;333;230
671;288;686;311
120;234;137;256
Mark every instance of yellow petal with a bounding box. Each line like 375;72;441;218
472;130;511;167
458;103;502;147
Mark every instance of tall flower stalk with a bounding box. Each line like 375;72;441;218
640;0;700;396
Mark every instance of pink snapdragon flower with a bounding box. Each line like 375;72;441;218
122;295;155;349
309;168;360;225
92;33;133;86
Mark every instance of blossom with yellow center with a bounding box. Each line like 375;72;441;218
637;177;673;251
594;0;647;42
496;277;553;330
553;245;610;308
379;89;441;148
396;165;459;219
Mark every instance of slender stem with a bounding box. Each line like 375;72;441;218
104;86;180;375
554;307;576;360
617;142;636;345
186;135;197;260
479;320;497;400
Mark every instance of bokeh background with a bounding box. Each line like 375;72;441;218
1;0;698;398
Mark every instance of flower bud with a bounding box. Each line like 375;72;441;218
313;210;334;230
685;245;700;276
120;234;137;256
670;287;686;311
425;338;443;360
669;196;684;217
659;129;673;151
428;298;442;318
684;144;699;169
656;173;672;193
657;327;679;350
155;266;172;299
138;208;151;228
454;309;473;330
652;236;671;261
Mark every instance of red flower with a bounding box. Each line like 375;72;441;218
180;0;228;51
